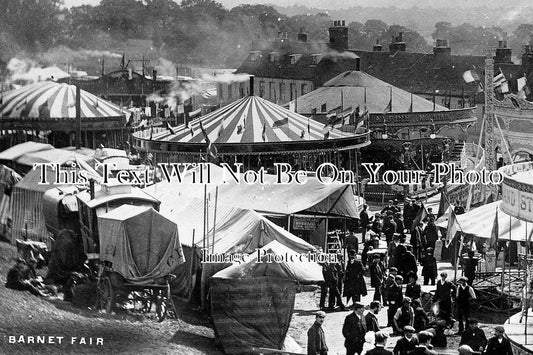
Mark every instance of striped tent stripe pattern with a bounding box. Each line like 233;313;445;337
0;81;125;120
152;96;352;144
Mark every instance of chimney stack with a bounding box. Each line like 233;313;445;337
389;32;406;53
329;20;349;52
373;39;382;52
433;39;451;57
249;75;254;96
298;27;308;42
495;40;513;64
522;44;533;68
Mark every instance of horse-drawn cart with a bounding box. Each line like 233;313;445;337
96;205;185;321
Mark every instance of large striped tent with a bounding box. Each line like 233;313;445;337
0;81;127;148
134;95;370;159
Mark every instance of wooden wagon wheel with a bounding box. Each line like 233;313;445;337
98;276;114;313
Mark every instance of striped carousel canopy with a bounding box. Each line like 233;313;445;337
0;81;125;121
153;95;353;144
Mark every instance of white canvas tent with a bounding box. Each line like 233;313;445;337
145;163;361;217
436;201;533;241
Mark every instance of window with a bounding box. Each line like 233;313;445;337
279;82;285;101
321;103;327;112
301;83;307;95
290;83;296;101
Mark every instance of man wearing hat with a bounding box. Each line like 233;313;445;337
342;302;367;355
388;275;404;328
365;301;382;333
366;331;393;355
456;276;476;334
383;215;397;244
485;326;513;355
370;254;384;301
393;325;419;355
360;204;370;243
421;248;437;285
460;319;487;352
393;297;415;335
433;272;456;328
372;214;384;234
383;267;398;307
407;331;437;355
405;272;421;301
307;311;329;355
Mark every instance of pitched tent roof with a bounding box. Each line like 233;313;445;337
436;201;533;241
0;142;54;161
212;240;323;283
98;205;185;285
144;163;361;217
291;70;447;114
0;81;126;131
150;95;352;144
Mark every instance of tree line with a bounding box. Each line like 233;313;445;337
1;0;533;69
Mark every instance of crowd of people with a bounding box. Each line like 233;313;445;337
310;199;514;355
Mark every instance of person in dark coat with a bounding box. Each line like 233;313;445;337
370;254;384;301
412;299;429;332
392;326;418;355
372;214;384;234
399;250;417;284
320;262;346;311
424;220;439;250
383;267;398;307
431;319;448;348
411;222;424;261
462;251;478;286
393;297;415;335
456;276;476;334
388;275;404;327
485;326;513;355
307;311;329;355
342;302;367;355
460;319;487;352
365;301;382;333
421;248;437;286
384;215;397;243
403;199;415;231
408;331;437;355
5;257;45;297
360;204;370;243
433;272;456;328
394;213;406;237
346;231;359;254
405;273;421;301
388;235;401;268
344;252;367;305
367;332;393;355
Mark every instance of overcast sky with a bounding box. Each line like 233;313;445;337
63;0;533;9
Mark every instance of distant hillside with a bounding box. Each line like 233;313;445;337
271;4;533;35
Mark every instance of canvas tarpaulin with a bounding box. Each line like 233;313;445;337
98;205;185;285
210;277;297;355
144;163;362;217
436;201;533;242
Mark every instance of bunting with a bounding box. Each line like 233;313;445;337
489;207;499;250
445;207;460;247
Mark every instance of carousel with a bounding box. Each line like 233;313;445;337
132;78;371;170
0;81;128;150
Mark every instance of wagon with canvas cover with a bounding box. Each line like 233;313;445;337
96;205;185;321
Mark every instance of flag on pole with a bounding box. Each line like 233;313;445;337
218;119;224;137
272;116;289;128
322;124;330;139
408;93;413;112
462;70;480;83
383;98;392;113
307;118;310;136
165;121;175;135
445;208;460;247
437;190;450;219
200;121;217;162
262;121;266;142
489;207;499;250
187;122;194;137
411;203;428;232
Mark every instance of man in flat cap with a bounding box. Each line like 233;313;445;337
408;331;437;355
460;319;487;353
366;331;393;355
393;325;418;355
5;257;45;297
456;276;476;334
485;325;513;355
308;311;328;355
342;302;367;355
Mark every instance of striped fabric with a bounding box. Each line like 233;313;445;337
0;81;125;120
152;96;352;144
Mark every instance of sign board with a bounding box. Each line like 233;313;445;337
293;217;318;230
501;178;533;223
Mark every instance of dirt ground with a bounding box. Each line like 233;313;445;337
0;240;508;355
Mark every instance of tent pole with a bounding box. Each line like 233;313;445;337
324;197;330;252
203;184;207;250
212;186;218;254
525;225;531;344
355;149;360;199
189;229;196;302
505;215;509;322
